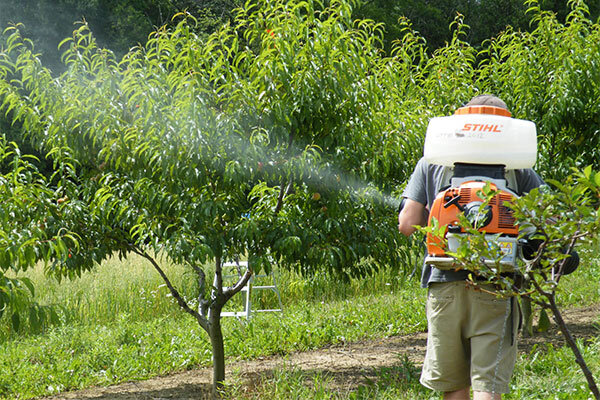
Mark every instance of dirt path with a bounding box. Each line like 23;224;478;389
44;304;600;400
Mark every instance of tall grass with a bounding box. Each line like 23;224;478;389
554;245;600;308
2;252;417;338
2;254;194;336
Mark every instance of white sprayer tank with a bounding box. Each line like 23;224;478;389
423;105;537;169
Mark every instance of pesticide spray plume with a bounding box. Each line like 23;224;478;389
303;160;400;209
168;112;401;213
246;137;401;210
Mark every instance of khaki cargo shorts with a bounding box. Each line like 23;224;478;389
420;281;518;394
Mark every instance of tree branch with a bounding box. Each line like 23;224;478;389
214;253;223;297
190;262;210;319
274;179;293;214
547;290;600;398
223;265;253;302
132;246;209;332
208;254;226;321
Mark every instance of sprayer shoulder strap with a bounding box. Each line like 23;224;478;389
505;169;519;195
439;166;454;190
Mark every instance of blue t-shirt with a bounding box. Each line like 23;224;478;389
402;157;545;288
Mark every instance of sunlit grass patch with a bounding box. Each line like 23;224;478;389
555;248;600;308
1;253;194;338
222;356;435;400
508;338;600;399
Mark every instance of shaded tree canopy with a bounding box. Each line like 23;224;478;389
2;0;599;74
353;0;600;52
0;0;242;72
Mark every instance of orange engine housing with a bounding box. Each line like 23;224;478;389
426;181;518;257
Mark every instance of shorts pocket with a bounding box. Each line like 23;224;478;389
427;283;457;314
428;282;458;300
472;289;509;309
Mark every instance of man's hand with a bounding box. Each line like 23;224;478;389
398;198;428;236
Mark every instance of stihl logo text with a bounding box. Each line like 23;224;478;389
462;123;502;133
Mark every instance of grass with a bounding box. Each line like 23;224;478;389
0;247;598;399
509;339;600;399
221;339;600;399
0;293;426;399
553;246;600;308
3;254;194;332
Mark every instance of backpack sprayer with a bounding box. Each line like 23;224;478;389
422;105;537;272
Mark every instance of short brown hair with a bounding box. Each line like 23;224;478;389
465;94;509;111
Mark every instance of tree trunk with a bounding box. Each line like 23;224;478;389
546;293;600;399
209;254;226;399
208;310;226;398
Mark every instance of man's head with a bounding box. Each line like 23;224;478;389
465;94;509;111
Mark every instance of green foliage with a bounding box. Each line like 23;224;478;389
0;136;77;333
478;0;600;179
0;0;599;393
353;0;587;53
512;167;600;285
2;0;598;77
0;0;242;72
1;0;598;285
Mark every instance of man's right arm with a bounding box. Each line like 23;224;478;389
398;158;430;236
398;198;428;236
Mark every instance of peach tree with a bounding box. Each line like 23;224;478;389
0;0;417;394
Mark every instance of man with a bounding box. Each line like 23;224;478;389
398;95;544;400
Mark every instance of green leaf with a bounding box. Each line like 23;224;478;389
11;312;20;332
29;306;40;331
20;277;35;297
537;308;551;332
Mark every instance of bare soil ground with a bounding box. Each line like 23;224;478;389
43;304;600;400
